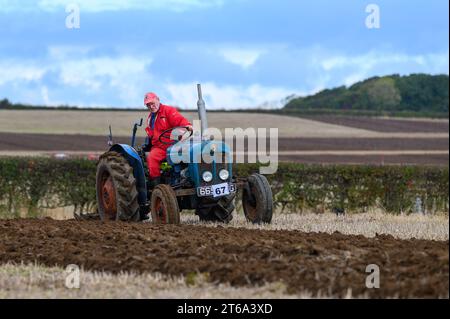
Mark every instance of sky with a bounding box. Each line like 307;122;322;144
0;0;448;109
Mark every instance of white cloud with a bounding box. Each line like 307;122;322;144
220;48;266;69
0;49;154;106
57;55;154;105
0;0;224;12
0;43;448;108
41;86;50;105
321;51;449;85
342;72;368;87
321;53;391;72
48;45;92;59
59;56;152;86
165;82;294;109
0;61;46;85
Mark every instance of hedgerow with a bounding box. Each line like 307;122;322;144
0;157;448;217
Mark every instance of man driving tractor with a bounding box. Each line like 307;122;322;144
144;92;193;187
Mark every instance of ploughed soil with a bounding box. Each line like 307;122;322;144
0;132;448;166
280;154;449;166
0;133;448;152
303;116;449;133
0;219;448;298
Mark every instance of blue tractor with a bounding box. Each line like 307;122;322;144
95;84;273;224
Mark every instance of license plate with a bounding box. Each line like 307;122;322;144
197;183;236;197
212;183;230;198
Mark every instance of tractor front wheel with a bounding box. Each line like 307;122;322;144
242;173;273;224
150;184;180;224
197;194;235;223
96;151;140;222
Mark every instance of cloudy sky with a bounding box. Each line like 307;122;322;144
0;0;448;109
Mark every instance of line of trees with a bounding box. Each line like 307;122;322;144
0;99;80;111
284;74;449;115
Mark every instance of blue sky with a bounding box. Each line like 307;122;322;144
0;0;448;109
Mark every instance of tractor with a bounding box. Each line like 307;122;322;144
95;84;273;224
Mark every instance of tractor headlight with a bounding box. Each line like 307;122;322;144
219;169;229;181
202;171;213;182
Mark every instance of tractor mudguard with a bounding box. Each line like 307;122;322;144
109;144;148;207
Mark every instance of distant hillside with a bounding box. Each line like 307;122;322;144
284;74;449;116
2;73;448;118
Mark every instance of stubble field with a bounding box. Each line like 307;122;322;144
0;213;448;299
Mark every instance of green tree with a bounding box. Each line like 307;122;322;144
365;77;402;111
283;74;448;116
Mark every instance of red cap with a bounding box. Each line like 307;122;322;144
144;92;159;105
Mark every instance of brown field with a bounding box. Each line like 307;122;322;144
1;110;448;299
0;133;448;165
19;208;450;241
0;110;448;138
279;154;448;166
304;116;449;133
277;137;449;151
0;110;372;138
1;212;447;298
0;218;448;298
1;150;447;166
0;133;448;152
0;110;447;165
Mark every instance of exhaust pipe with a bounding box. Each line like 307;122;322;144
197;84;208;139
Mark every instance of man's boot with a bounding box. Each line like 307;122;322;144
149;176;161;190
139;207;150;221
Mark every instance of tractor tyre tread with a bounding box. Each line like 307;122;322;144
150;184;180;224
96;151;140;222
197;193;235;223
243;173;273;224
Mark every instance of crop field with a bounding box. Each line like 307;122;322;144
303;115;449;133
0;216;448;299
0;0;448;304
0;110;376;137
1;110;448;138
0;110;448;165
0;110;448;299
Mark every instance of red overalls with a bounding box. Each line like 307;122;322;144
145;104;192;178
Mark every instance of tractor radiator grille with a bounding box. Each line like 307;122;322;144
198;152;230;186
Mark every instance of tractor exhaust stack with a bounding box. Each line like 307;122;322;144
197;84;208;139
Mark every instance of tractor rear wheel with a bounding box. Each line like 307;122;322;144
242;173;273;224
96;151;140;222
150;184;180;224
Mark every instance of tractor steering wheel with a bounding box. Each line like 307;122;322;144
158;126;193;145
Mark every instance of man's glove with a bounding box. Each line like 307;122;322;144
142;137;152;152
